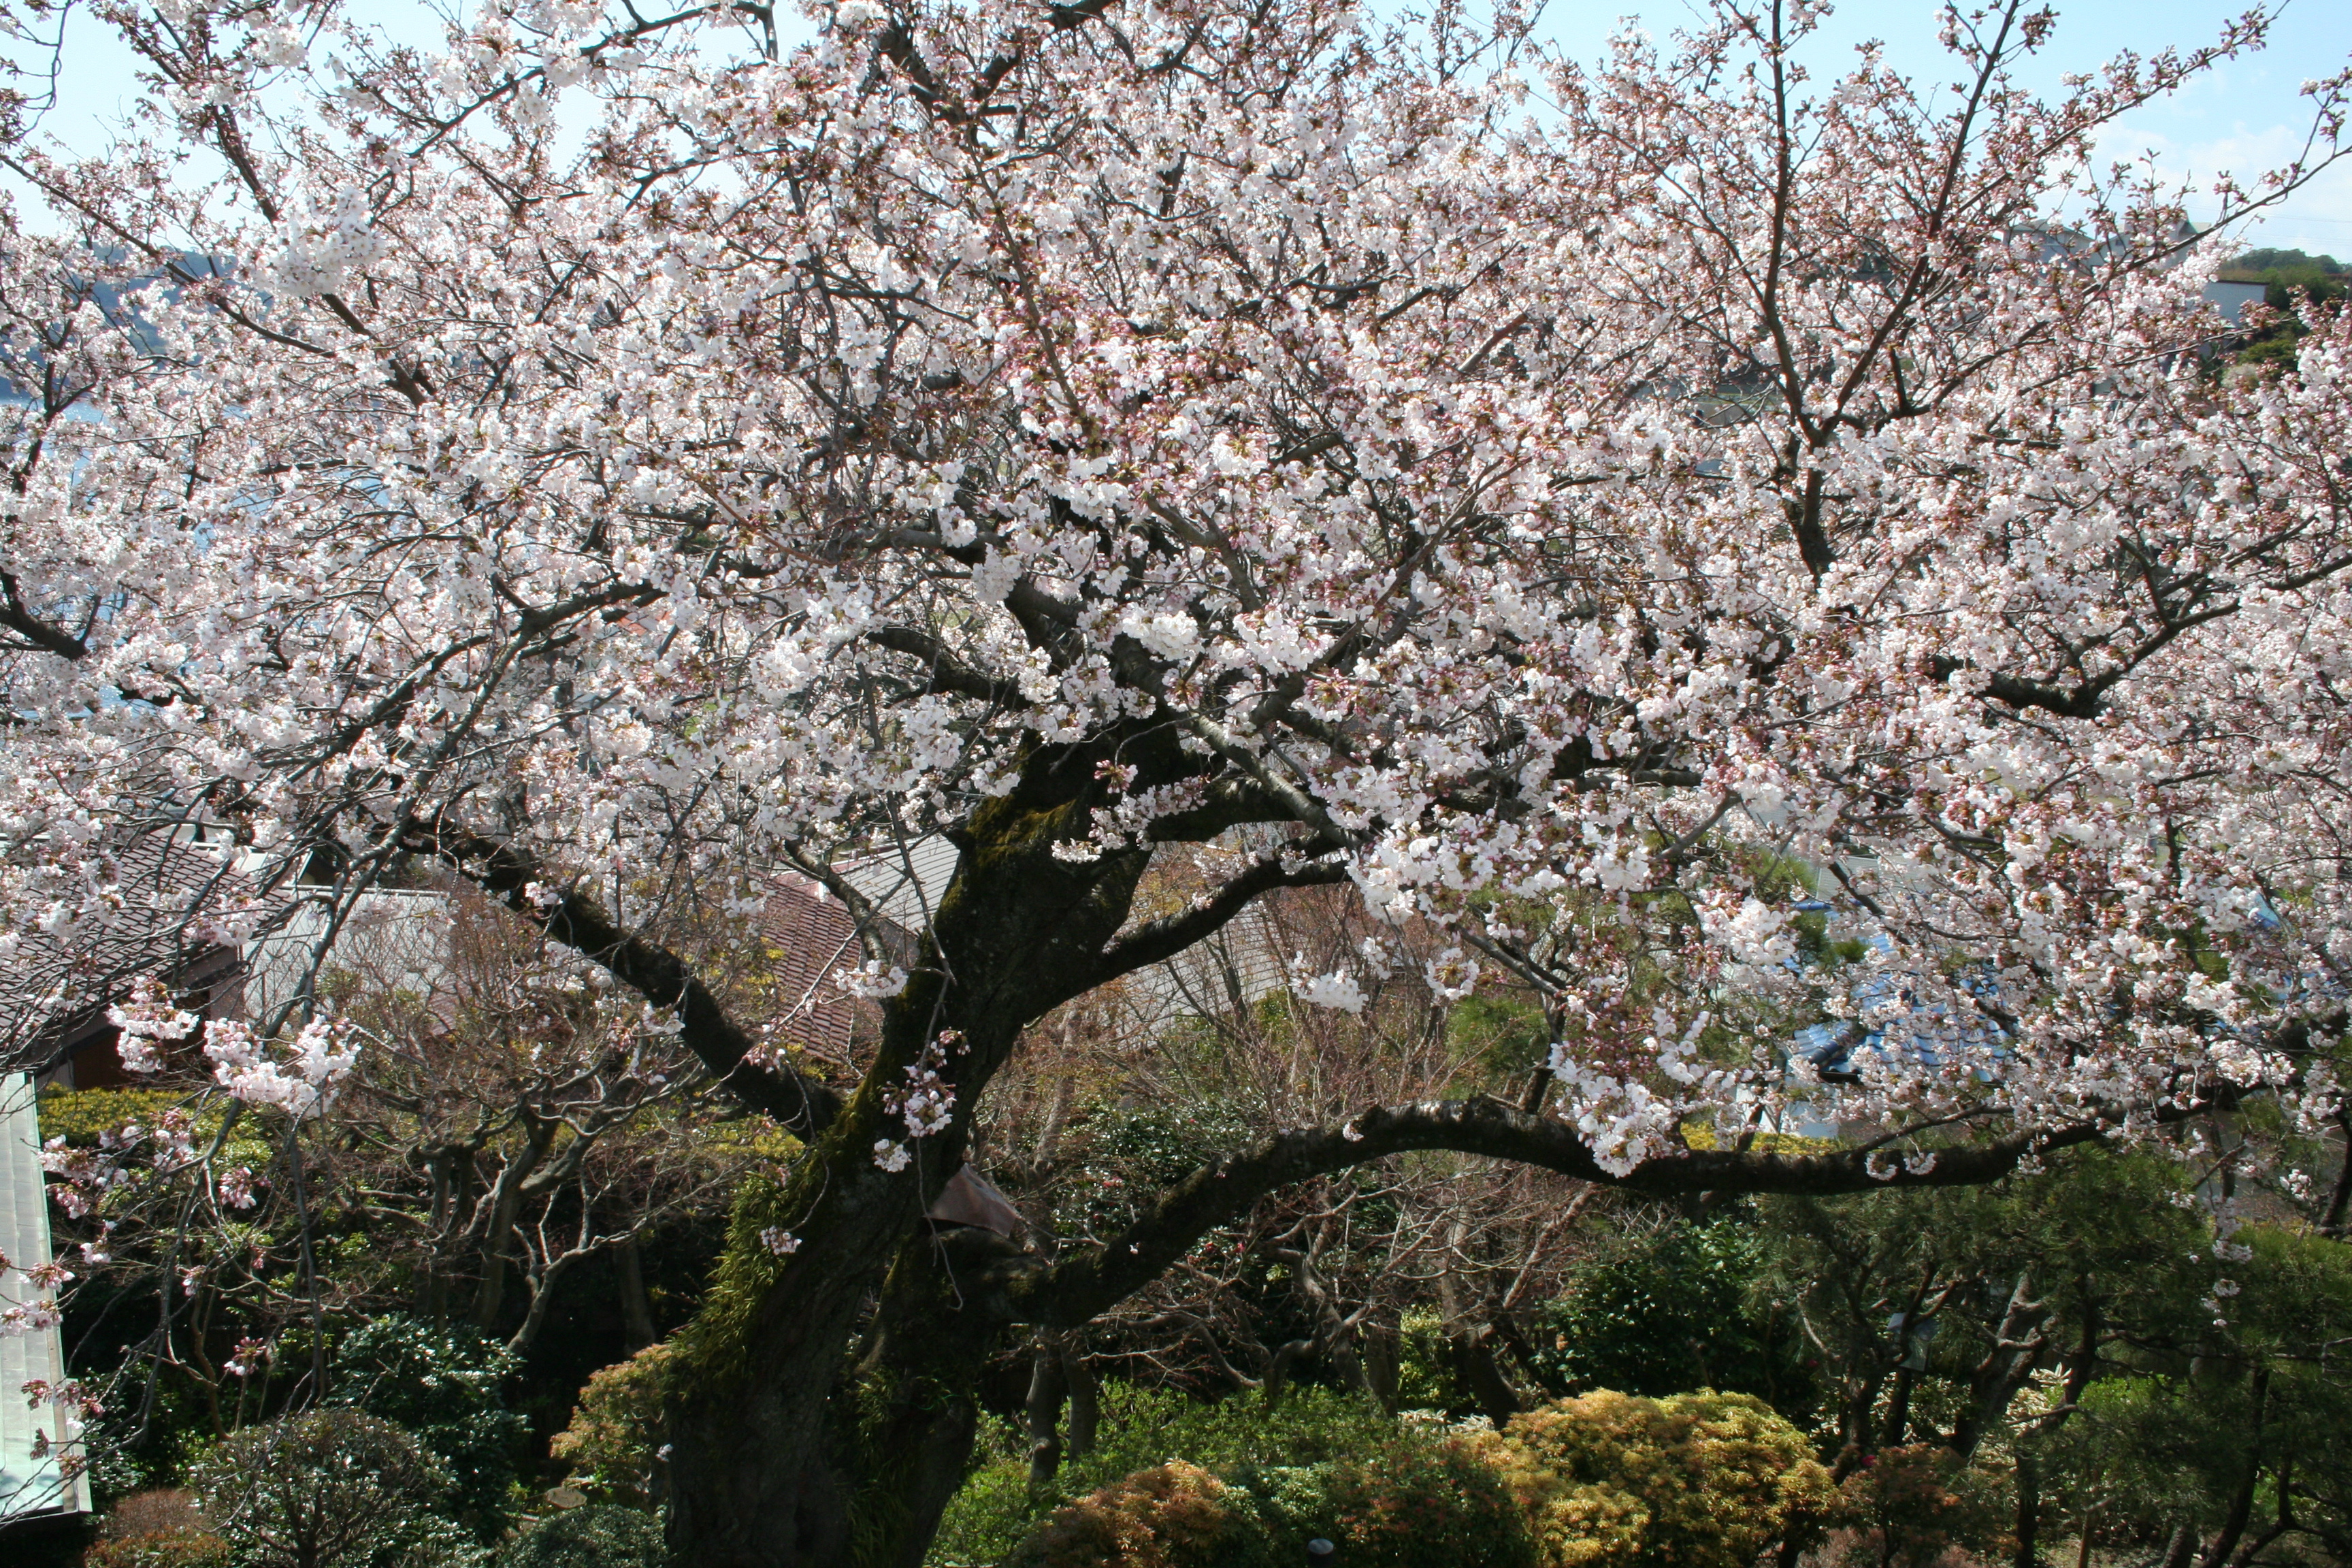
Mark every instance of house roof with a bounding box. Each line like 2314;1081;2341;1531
840;836;962;932
0;833;265;1077
754;872;864;1059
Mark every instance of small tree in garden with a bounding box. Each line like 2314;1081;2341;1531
190;1410;466;1568
5;0;2351;1563
549;1343;676;1509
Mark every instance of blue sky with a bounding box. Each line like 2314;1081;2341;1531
10;1;2351;257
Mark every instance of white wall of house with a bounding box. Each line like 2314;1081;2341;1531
0;1073;90;1529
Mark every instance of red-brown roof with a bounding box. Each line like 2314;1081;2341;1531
754;872;864;1060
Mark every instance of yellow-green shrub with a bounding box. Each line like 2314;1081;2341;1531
550;1343;676;1507
1007;1462;1277;1568
1460;1390;1835;1568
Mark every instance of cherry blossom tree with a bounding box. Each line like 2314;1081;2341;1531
4;0;2351;1560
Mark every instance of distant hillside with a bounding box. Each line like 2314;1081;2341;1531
2218;246;2348;283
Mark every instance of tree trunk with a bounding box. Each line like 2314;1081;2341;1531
2325;1103;2351;1233
1262;1339;1313;1405
1882;1366;1915;1449
2013;1447;2041;1568
469;1117;558;1332
1951;1271;2046;1459
1490;1307;1567;1399
662;770;1158;1568
1060;1338;1099;1460
1831;1367;1885;1480
1360;1322;1401;1416
1448;1322;1523;1428
617;1235;658;1350
1024;1336;1067;1488
2196;1368;2270;1568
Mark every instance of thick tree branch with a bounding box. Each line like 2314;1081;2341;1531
402;817;842;1134
870;625;1034;707
1007;1095;2121;1327
1088;842;1346;983
0;568;88;658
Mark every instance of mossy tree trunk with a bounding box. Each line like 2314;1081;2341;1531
662;738;1166;1568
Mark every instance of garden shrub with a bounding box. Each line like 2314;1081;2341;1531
972;1392;1537;1568
1064;1382;1398;1488
493;1505;666;1568
926;1448;1032;1568
929;1382;1402;1564
1831;1446;2008;1568
330;1316;530;1531
1530;1221;1812;1419
190;1409;478;1568
1007;1462;1279;1568
550;1344;677;1508
101;1489;208;1539
1233;1440;1539;1568
1460;1390;1835;1568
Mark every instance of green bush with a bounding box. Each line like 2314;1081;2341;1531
493;1505;665;1568
960;1388;1538;1568
1071;1382;1398;1486
1233;1441;1538;1568
931;1384;1402;1566
550;1345;676;1509
1530;1220;1811;1419
190;1409;478;1568
927;1454;1033;1568
1056;1102;1259;1237
331;1316;529;1532
1460;1390;1835;1568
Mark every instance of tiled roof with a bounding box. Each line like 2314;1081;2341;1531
755;872;865;1058
0;833;265;1076
840;836;962;932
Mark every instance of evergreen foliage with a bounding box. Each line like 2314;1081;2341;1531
1531;1219;1812;1418
189;1410;478;1568
329;1316;531;1533
493;1506;666;1568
